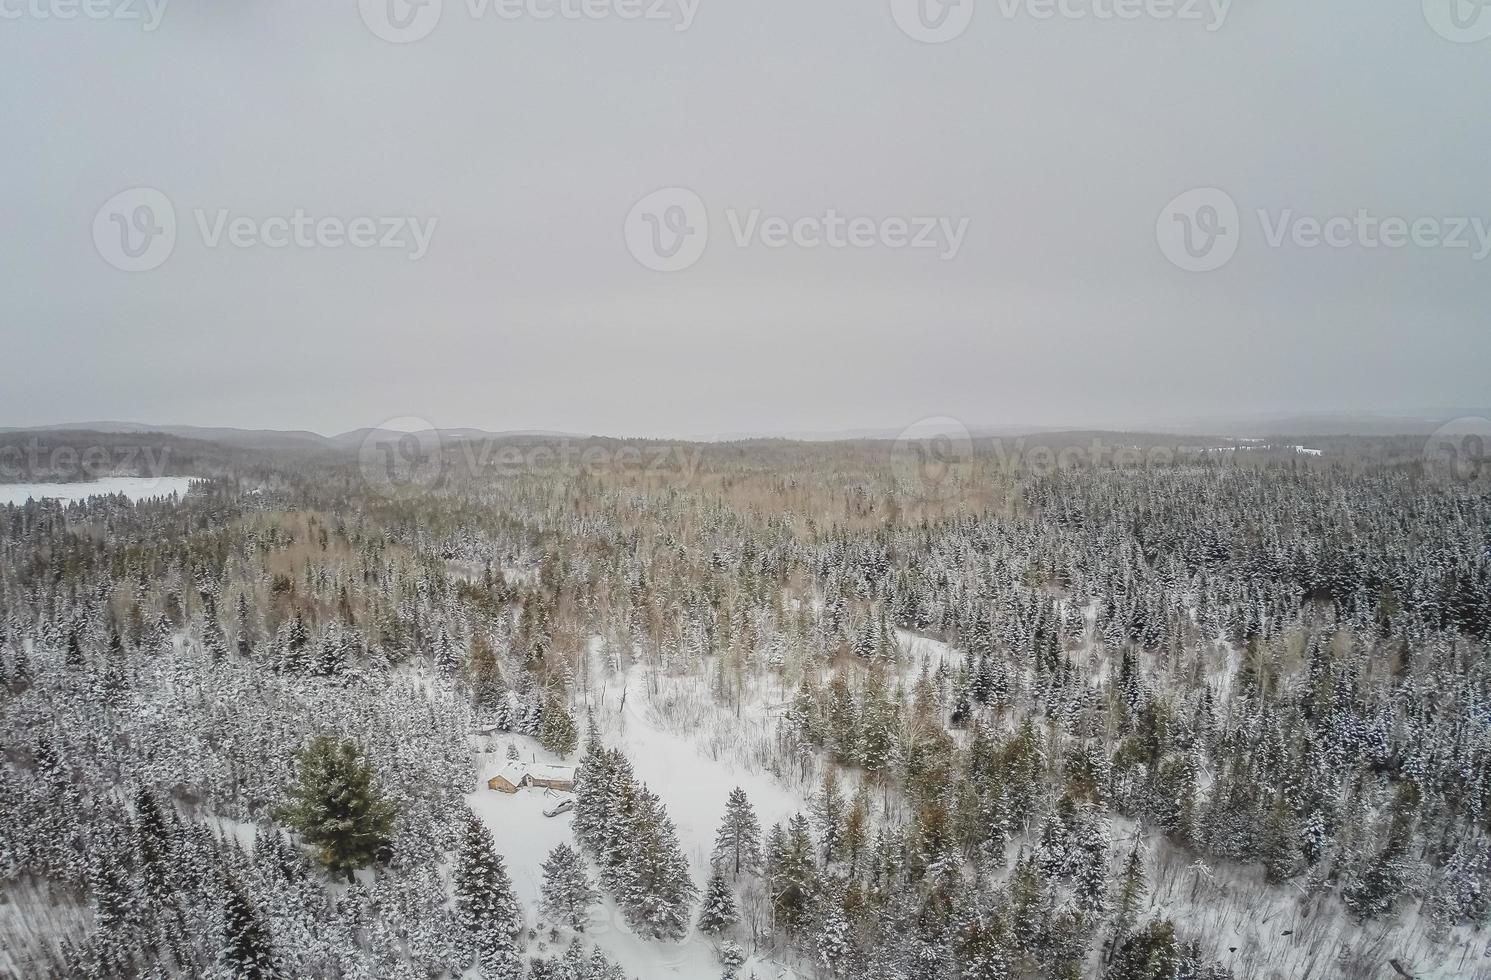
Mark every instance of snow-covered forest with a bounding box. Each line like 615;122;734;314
1;431;1488;980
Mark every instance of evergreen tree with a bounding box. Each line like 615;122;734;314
767;815;819;934
313;628;347;677
220;875;279;980
235;593;255;658
540;697;579;757
203;616;229;661
453;813;524;979
718;939;748;978
712;787;763;879
132;787;174;911
1261;797;1302;885
1072;808;1111;915
813;767;846;866
1103;919;1227;980
540;842;598;931
816;902;853;975
1114;843;1146;932
843;785;872;873
697;864;739;934
619;785;698;941
279;736;396;880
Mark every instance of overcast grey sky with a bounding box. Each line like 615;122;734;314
2;0;1487;437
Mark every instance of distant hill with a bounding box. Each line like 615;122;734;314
0;422;330;452
7;411;1485;451
0;422;593;454
1139;409;1491;438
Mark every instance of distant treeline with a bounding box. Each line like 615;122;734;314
0;430;237;483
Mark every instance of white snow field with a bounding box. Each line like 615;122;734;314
468;662;812;980
0;476;197;505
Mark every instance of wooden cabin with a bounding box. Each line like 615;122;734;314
486;761;526;793
484;761;576;794
524;764;575;792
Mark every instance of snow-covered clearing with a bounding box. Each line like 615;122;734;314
895;628;964;678
469;661;813;980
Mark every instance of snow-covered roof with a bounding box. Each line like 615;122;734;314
488;760;527;785
525;763;575;782
486;761;575;786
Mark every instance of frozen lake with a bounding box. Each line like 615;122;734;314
0;476;198;506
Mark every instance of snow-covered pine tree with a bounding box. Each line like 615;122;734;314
712;786;763;879
768;815;819;934
620;784;698;941
697;864;739;934
1113;843;1146;932
220;874;279;980
812;767;846;866
540;842;598;931
453;813;524;979
1071;808;1111;915
235;592;255;659
816;902;853;975
539;697;578;757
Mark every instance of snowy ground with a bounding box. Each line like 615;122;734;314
467;661;814;980
895;628;964;678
